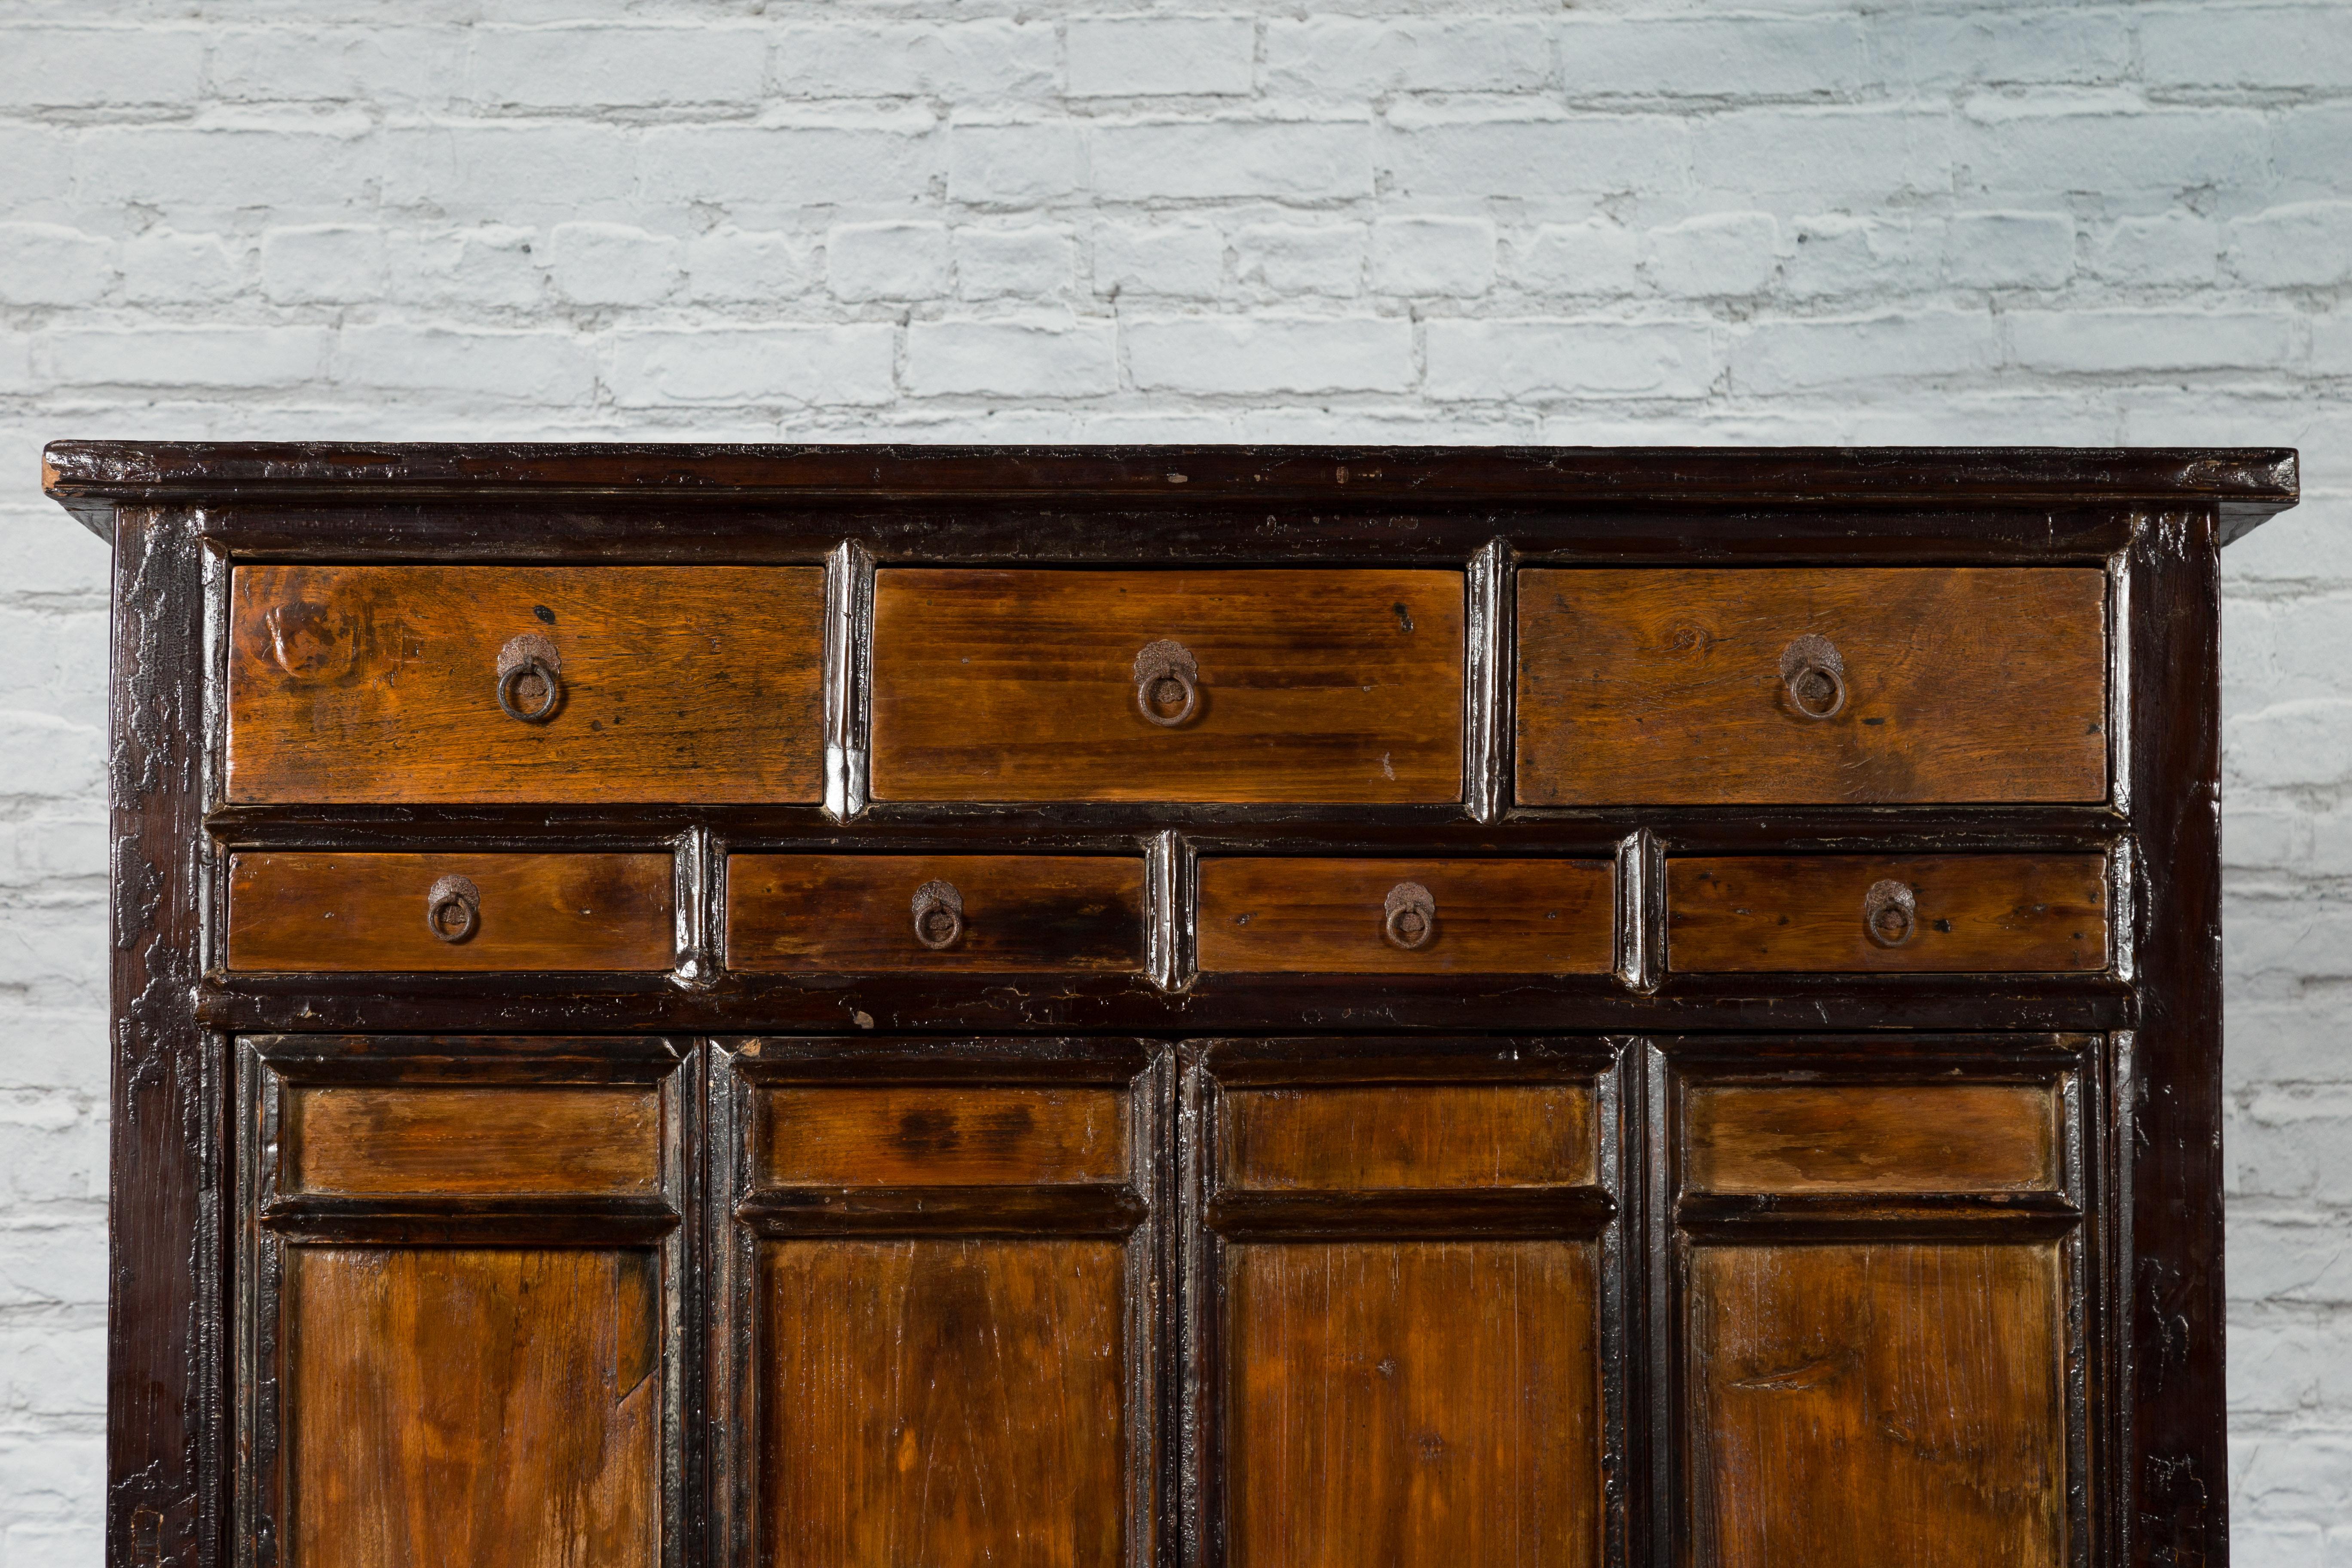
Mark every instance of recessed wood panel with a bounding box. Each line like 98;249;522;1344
1517;567;2108;805
228;564;825;804
227;851;674;972
1667;855;2107;974
1686;1084;2060;1196
285;1084;663;1197
870;568;1465;803
760;1238;1129;1568
1223;1084;1596;1191
726;854;1144;973
759;1087;1129;1188
1226;1240;1601;1568
285;1246;662;1568
1687;1242;2066;1568
1197;858;1615;974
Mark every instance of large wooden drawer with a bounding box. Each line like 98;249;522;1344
727;854;1146;972
227;565;826;804
1517;567;2108;805
868;568;1464;803
1197;857;1615;974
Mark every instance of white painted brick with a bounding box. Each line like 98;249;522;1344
0;26;204;107
957;227;1076;299
1872;12;2132;88
541;223;682;306
0;1013;104;1099
1943;211;2074;289
1730;311;1999;392
332;324;596;401
1643;212;1778;298
209;27;466;104
1779;216;1936;300
2143;6;2352;90
2230;205;2352;288
469;25;767;108
0;129;72;221
2315;314;2352;380
2277;105;2352;199
381;122;639;222
1066;17;1256;98
1372;217;1494;297
828;221;950;301
119;230;246;304
0;226;110;307
683;228;816;302
640;111;940;213
1093;117;1372;201
1695;107;1947;198
1127;315;1412;395
0;715;100;804
77;117;375;216
949;119;1087;205
1513;222;1642;296
2227;698;2352;789
1261;18;1552;97
44;325;328;389
0;1227;107;1307
1093;220;1223;298
1424;318;1714;400
906;316;1119;398
261;225;387;303
607;325;895;407
1236;224;1364;296
0;1434;104;1528
771;21;1057;100
1557;17;1869;100
1386;106;1688;198
0;1320;104;1417
385;226;545;309
2086;214;2220;286
2009;310;2295;374
1958;102;2267;200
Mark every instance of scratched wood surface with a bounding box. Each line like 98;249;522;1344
284;1245;662;1568
1197;858;1615;974
287;1084;664;1195
870;569;1465;803
227;564;825;804
727;854;1145;973
1517;568;2109;805
758;1086;1130;1188
1222;1084;1596;1191
1684;1084;2059;1195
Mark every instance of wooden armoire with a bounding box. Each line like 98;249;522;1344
48;443;2297;1568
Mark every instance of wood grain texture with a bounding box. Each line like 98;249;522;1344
1684;1084;2059;1195
1686;1242;2065;1568
285;1246;662;1568
1197;858;1614;974
758;1087;1129;1188
1666;855;2108;974
760;1238;1128;1568
1517;568;2108;805
727;854;1144;973
870;569;1464;803
227;564;824;804
227;851;675;972
287;1085;663;1196
1226;1240;1601;1568
1222;1085;1596;1191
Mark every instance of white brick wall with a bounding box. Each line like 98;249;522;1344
0;3;2344;1559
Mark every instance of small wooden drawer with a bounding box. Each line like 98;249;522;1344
869;568;1465;803
1517;567;2108;805
1684;1083;2061;1196
756;1086;1130;1188
1666;855;2107;973
726;854;1146;973
1221;1083;1597;1192
1197;858;1615;974
285;1083;665;1197
226;851;676;972
227;565;825;804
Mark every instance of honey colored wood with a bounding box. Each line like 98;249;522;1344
1686;1242;2065;1568
869;569;1465;803
1516;568;2109;805
758;1087;1129;1188
1222;1084;1596;1191
287;1084;663;1196
760;1238;1129;1568
1684;1084;2060;1195
1197;858;1615;974
285;1245;662;1568
227;564;825;804
727;855;1144;973
227;851;675;972
1666;855;2108;973
1225;1240;1601;1568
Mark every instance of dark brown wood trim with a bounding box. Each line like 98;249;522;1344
1204;1187;1614;1240
257;1194;682;1246
1673;1191;2083;1242
734;1184;1149;1237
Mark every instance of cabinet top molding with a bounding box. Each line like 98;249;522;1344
43;441;2299;545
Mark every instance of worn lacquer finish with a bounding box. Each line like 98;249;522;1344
1222;1084;1596;1191
758;1086;1129;1188
727;854;1145;973
1197;858;1614;974
286;1084;664;1196
1685;1083;2060;1196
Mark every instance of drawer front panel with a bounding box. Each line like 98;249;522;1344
1197;857;1615;974
869;568;1465;803
288;1084;664;1196
758;1086;1130;1188
228;564;825;804
227;851;676;972
726;854;1145;973
1666;854;2107;973
1517;567;2108;805
1222;1083;1596;1191
1684;1083;2060;1195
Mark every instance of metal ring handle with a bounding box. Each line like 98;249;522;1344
1383;881;1437;951
497;658;562;723
911;880;965;951
426;875;480;944
1134;639;1201;729
1779;633;1847;721
1863;879;1916;948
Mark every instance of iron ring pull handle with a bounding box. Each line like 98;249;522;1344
1863;879;1917;948
1133;639;1201;729
1383;881;1437;951
912;880;965;951
496;633;564;724
1779;634;1847;721
426;875;481;944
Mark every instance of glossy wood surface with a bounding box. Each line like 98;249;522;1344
870;569;1465;803
1517;568;2109;805
284;1245;662;1568
759;1239;1129;1568
1222;1084;1596;1191
227;851;675;972
727;854;1145;973
1685;1242;2065;1568
1197;858;1614;974
1684;1084;2059;1195
758;1086;1129;1187
1667;855;2108;973
287;1084;663;1195
227;565;825;804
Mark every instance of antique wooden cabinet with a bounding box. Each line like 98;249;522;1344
46;443;2298;1568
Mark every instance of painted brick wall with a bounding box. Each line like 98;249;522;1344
1;2;2345;1560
